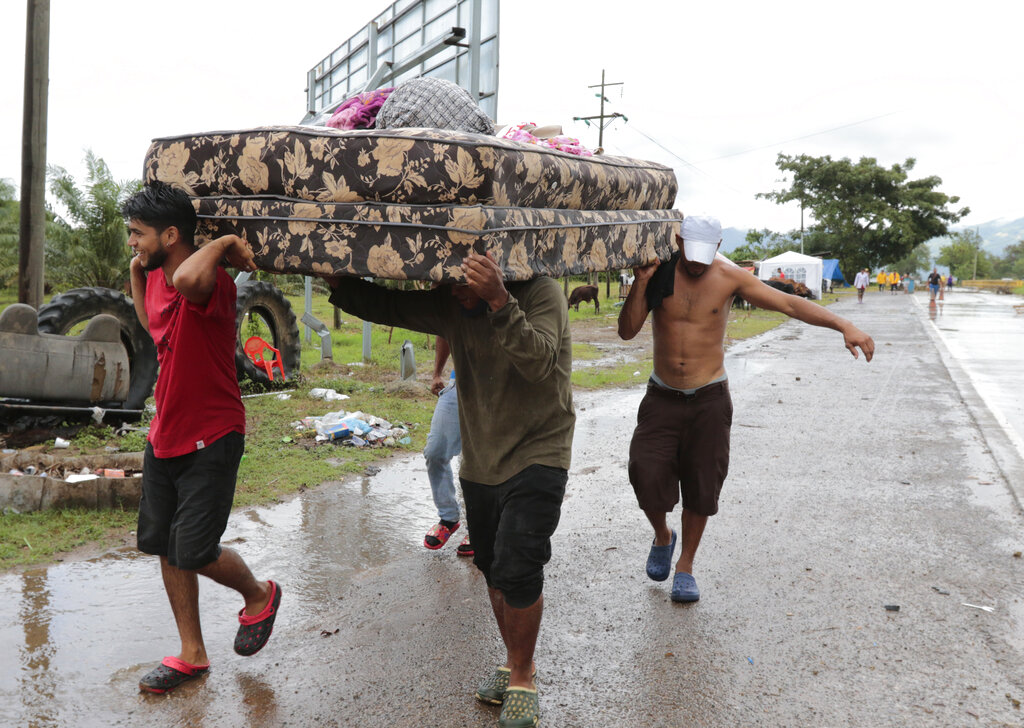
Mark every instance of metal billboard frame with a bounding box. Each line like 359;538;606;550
303;0;499;123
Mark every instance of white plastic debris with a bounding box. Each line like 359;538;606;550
309;388;350;401
54;437;70;449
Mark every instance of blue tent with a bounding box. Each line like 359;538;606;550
821;258;847;286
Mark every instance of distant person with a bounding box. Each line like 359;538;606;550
618;215;874;604
422;336;472;557
853;268;869;303
906;274;915;295
928;268;942;300
947;273;954;292
888;270;900;295
776;267;785;279
124;182;281;694
876;270;886;292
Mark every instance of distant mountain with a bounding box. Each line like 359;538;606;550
720;227;748;253
927;217;1024;257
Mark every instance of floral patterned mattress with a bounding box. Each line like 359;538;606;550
144;126;681;281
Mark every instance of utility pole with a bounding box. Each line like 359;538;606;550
574;69;625;297
573;69;625;151
973;227;979;281
19;0;49;309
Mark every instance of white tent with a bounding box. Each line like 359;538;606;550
758;251;823;299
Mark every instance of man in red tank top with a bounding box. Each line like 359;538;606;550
124;182;282;693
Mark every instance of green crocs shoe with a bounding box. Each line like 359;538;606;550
475;666;510;704
499;687;539;727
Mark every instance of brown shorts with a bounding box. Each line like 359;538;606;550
628;379;732;516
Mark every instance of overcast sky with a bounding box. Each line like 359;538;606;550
1;0;1019;234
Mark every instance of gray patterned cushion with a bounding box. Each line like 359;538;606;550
376;77;494;134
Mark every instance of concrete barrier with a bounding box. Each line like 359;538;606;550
0;451;143;512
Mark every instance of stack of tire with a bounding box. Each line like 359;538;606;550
37;281;300;417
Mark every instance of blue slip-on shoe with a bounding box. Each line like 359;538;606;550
671;572;700;602
645;530;677;582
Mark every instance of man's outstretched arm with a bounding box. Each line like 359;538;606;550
735;270;875;362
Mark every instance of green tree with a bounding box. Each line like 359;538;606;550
0;178;72;291
47;151;141;290
758;154;969;273
937;230;994;280
725;228;792;262
993;240;1024;279
0;178;18;288
889;242;932;278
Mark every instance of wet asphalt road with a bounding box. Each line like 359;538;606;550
2;290;1023;727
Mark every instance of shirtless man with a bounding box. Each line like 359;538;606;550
618;216;874;603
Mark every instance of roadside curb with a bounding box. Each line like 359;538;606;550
911;294;1024;512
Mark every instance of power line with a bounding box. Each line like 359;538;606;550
699;111;900;162
619;124;746;196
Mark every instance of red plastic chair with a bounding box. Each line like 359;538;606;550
244;336;286;381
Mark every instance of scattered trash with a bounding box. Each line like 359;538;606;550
241;389;296;399
1;448;15;454
66;473;99;483
350;436;367;448
1007;694;1021;710
319;423;351;442
900;480;911;485
53;437;70;449
309;388;350;401
99;469;125;478
23;466;36;476
281;436;293;444
399;437;411;445
276;393;292;400
320;628;339;637
1013;552;1021;559
632;371;640;376
931;586;950;595
961;603;995;613
884;604;900;612
746;657;754;665
364;465;380;476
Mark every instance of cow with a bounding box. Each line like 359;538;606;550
567;284;600;313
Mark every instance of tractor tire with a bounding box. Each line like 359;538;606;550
234;280;301;385
36;286;158;411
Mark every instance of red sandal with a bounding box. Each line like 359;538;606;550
424;521;459;550
139;656;210;694
456;536;474;557
234;580;282;656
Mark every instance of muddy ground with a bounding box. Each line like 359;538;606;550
2;291;1023;727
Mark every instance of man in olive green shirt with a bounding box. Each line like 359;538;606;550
325;251;574;728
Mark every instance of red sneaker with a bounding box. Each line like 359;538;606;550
424;521;459;550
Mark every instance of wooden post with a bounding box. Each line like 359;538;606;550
19;0;49;309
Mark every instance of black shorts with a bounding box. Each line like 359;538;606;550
461;464;567;609
628;380;732;516
137;431;244;570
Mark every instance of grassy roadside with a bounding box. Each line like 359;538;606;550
0;281;845;570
